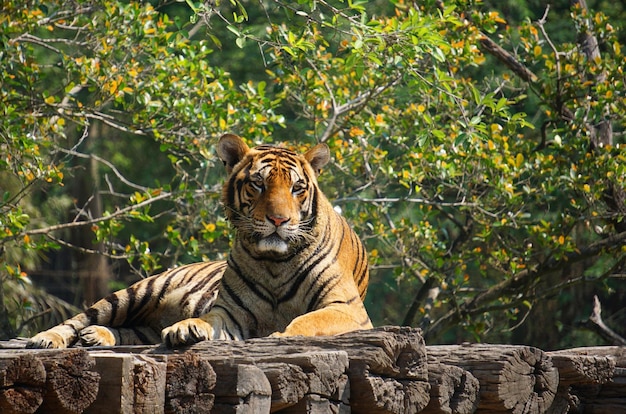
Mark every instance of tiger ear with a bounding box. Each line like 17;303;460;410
304;143;330;176
217;134;250;173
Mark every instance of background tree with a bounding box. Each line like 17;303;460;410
1;0;624;348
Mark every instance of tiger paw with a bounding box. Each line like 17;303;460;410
79;325;117;347
161;318;213;348
26;331;68;349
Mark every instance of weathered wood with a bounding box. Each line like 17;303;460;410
0;353;46;414
261;362;308;411
426;344;558;414
132;354;167;414
84;353;134;414
83;352;166;414
0;338;29;349
278;394;350;414
164;352;215;414
579;367;626;414
547;350;615;385
255;351;350;412
173;326;429;414
548;347;626;414
551;346;626;367
5;333;626;413
35;349;100;414
421;362;479;414
211;362;272;414
254;351;349;412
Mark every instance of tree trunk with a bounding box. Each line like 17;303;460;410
70;122;111;307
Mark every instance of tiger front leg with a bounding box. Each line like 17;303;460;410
272;303;373;338
161;310;242;347
26;313;90;348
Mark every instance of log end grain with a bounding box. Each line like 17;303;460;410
0;353;46;414
165;353;215;414
39;349;101;414
496;346;559;414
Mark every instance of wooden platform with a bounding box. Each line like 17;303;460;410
0;326;623;414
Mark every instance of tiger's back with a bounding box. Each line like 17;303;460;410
28;134;372;349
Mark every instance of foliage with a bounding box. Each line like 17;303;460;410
1;0;624;346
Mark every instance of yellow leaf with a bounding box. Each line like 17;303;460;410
516;153;524;167
558;235;565;245
349;126;365;137
533;45;542;57
45;96;55;105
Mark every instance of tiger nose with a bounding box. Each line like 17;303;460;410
267;215;290;227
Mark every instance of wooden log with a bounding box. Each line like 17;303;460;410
35;349;101;414
426;344;558;414
550;346;626;367
546;350;615;385
578;368;626;414
164;352;215;414
278;394;350;414
132;354;167;414
0;353;46;414
254;351;350;412
83;352;167;414
548;346;626;414
0;338;29;349
173;326;429;414
211;362;272;414
421;362;479;414
261;362;308;411
84;353;134;414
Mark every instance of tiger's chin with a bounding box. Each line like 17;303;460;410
257;234;290;255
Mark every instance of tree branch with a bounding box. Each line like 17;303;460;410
577;295;626;345
478;35;537;83
5;191;173;242
424;230;626;339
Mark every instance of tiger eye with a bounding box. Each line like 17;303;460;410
292;180;307;195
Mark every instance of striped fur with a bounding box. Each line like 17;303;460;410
27;134;372;348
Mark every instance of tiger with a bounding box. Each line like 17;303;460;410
27;133;372;349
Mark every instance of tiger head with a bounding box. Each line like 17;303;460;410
217;134;331;257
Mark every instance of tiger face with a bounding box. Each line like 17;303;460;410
217;134;330;257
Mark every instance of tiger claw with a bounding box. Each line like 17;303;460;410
162;318;210;348
79;325;117;347
26;331;68;349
